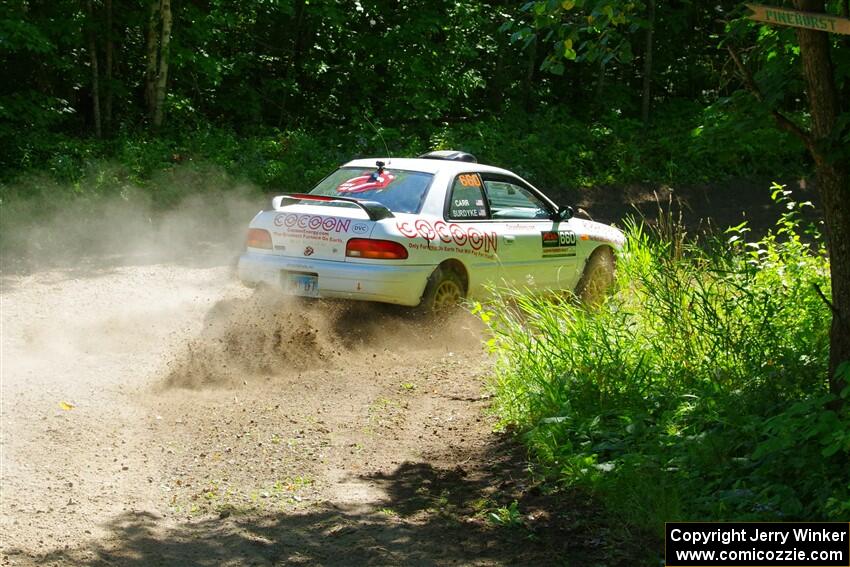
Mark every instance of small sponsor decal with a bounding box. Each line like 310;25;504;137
337;171;395;194
352;223;369;234
303;246;314;257
541;230;577;257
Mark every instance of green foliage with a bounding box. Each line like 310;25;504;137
0;0;825;202
1;100;807;206
428;101;804;192
4;0;825;145
480;188;847;537
509;0;643;73
488;501;524;528
1;127;343;206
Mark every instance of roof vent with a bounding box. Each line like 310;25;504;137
418;150;478;163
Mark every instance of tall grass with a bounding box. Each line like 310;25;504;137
479;186;849;538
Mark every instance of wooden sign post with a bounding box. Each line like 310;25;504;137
745;3;850;35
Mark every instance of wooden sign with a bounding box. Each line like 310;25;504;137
746;3;850;35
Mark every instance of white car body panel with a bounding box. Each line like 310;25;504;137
237;157;625;307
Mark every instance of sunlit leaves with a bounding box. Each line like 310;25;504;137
510;0;646;72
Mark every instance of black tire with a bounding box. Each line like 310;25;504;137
417;266;466;314
575;247;616;306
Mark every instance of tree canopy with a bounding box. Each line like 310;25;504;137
3;1;844;137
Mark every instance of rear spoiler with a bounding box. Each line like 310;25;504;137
271;193;395;222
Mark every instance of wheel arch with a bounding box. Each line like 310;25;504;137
585;243;617;264
575;244;617;304
430;258;470;295
580;243;617;278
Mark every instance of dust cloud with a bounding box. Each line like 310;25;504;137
1;164;264;273
161;288;484;390
1;163;484;395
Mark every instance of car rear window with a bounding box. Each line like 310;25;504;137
307;167;434;214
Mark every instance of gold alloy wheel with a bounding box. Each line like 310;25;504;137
584;264;609;300
577;247;615;307
433;278;463;310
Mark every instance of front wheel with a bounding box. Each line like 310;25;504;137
417;267;466;314
575;247;615;306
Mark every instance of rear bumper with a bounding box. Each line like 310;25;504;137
237;251;433;307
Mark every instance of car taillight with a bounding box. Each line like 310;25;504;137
346;238;408;260
246;228;273;249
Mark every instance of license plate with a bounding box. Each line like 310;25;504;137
281;272;319;298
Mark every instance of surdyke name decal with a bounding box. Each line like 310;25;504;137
396;220;498;254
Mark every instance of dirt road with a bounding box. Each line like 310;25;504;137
0;258;629;566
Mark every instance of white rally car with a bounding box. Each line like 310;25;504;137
238;151;625;310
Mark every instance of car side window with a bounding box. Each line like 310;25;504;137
482;177;551;220
447;173;489;220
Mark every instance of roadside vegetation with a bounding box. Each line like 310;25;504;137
0;101;804;206
480;188;849;542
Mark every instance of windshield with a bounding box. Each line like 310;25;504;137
308;167;433;214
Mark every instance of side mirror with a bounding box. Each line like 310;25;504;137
552;206;573;222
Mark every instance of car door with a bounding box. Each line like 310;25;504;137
439;172;501;296
479;174;578;290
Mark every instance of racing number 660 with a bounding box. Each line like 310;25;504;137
559;231;577;246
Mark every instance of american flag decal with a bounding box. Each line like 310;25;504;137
337;172;396;194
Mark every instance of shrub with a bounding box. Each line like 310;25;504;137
478;186;847;540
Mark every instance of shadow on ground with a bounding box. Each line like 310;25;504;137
26;440;646;566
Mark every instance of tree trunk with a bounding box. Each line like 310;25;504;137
641;0;655;126
794;0;850;407
523;36;537;112
145;0;160;116
488;42;507;113
285;0;307;121
842;1;850;103
595;56;606;102
105;0;113;132
817;162;850;406
87;0;101;138
152;0;172;128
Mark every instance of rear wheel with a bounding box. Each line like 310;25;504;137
418;267;466;314
575;247;615;306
